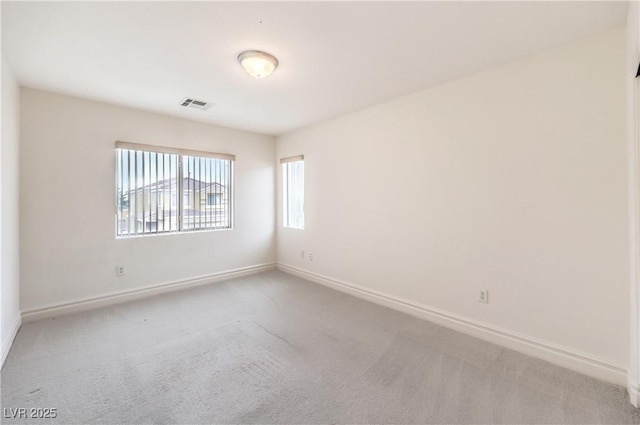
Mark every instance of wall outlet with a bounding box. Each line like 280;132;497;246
478;289;488;303
116;265;126;276
308;252;313;261
300;250;305;259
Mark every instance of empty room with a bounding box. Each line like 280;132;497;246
2;0;640;423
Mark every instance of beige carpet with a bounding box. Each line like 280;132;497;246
2;270;639;424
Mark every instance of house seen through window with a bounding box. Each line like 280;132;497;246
115;142;234;237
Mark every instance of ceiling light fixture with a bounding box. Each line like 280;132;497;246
238;50;278;79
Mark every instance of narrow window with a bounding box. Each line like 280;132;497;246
281;155;304;229
116;142;234;237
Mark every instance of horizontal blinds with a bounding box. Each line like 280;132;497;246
280;155;304;164
116;141;235;161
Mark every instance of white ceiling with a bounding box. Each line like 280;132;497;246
2;1;628;136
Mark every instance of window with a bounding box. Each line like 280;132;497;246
115;142;234;237
183;194;191;209
207;193;222;206
281;155;304;229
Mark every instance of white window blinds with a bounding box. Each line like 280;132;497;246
281;155;304;229
116;142;234;237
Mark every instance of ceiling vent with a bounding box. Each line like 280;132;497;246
180;97;214;111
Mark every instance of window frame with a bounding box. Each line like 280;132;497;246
115;141;235;238
281;155;305;230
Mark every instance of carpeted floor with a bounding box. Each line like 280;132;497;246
2;270;639;424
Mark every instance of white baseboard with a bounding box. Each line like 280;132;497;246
278;263;628;387
22;263;276;323
1;313;22;369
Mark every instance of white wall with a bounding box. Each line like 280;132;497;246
1;57;21;365
20;89;276;313
278;28;628;380
626;0;640;405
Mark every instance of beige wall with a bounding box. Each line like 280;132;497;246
20;89;276;312
277;28;628;380
1;57;21;365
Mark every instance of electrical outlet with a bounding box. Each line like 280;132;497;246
116;265;126;276
308;252;313;261
300;250;305;259
478;289;488;303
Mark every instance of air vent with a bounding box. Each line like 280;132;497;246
180;97;214;111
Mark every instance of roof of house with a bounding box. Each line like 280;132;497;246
132;177;226;193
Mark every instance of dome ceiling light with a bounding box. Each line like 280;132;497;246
238;50;278;79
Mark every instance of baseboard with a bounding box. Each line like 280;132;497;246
1;313;22;369
22;263;276;323
278;263;627;387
